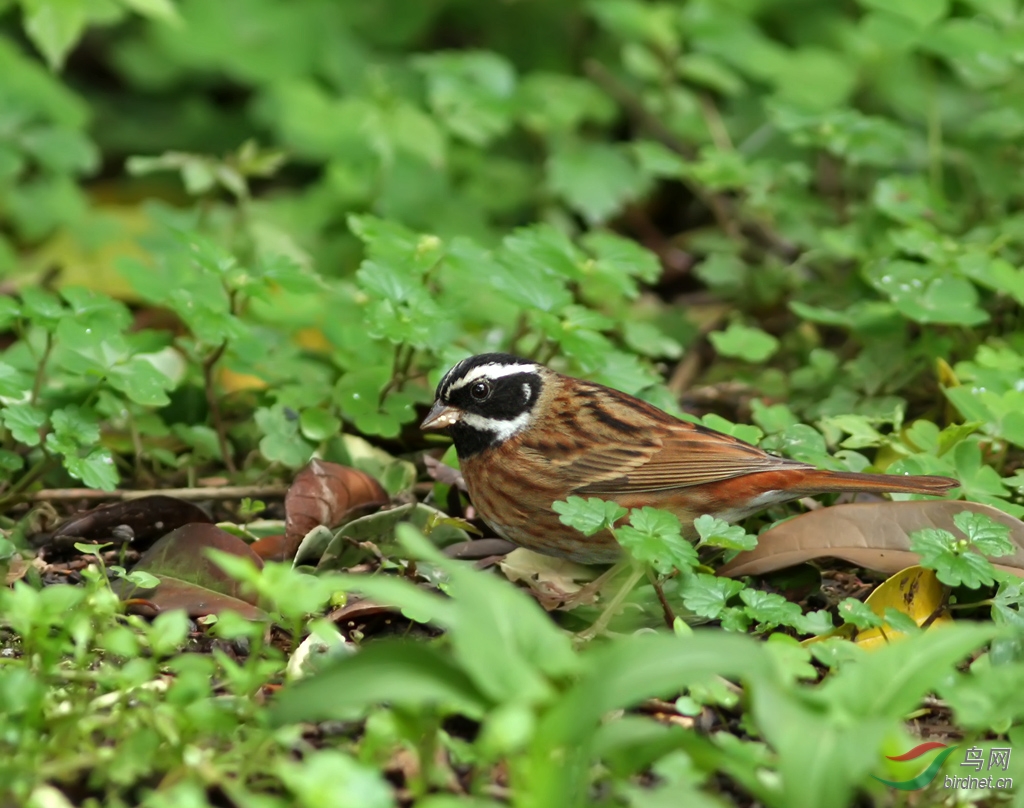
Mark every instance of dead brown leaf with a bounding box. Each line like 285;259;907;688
282;460;389;560
250;534;294;562
424;453;466;491
5;554;45;585
719;501;1024;578
50;495;213;550
118;522;267;620
499;548;600;610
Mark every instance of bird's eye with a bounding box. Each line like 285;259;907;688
470;381;490;401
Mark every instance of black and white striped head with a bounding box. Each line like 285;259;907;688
421;353;543;457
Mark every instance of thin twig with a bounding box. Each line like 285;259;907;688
21;484;290;504
202;341;235;474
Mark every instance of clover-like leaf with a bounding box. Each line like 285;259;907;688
679;572;745;619
552;496;628;537
739;589;803;630
693;514;758;551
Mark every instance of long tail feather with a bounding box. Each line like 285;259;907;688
793;470;958;497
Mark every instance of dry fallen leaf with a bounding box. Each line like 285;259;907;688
117;522;267;620
499;548;600;610
50;495;213;550
720;500;1024;578
280;459;389;561
852;566;952;649
5;555;45;585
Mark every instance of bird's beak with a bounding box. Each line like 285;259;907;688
420;401;461;431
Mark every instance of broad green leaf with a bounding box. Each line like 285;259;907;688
23;0;87;69
255;405;313;468
269;641;489;724
2;404;47;446
548;141;647;224
709;323;779;362
680;573;745;619
552;496;628;537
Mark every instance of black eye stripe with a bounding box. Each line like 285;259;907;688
444;371;541;421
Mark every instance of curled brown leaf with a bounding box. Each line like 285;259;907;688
719;500;1024;578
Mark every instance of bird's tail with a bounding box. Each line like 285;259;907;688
792;470;959;497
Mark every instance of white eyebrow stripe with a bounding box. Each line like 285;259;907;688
459;410;532;442
446;362;539;392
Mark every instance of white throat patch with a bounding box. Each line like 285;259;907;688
459;410;532;442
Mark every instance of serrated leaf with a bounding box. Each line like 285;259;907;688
548;141;647;224
65;448;119;491
0;363;31;398
552;496;628;537
693;514;758;551
2;404;47;446
680;573;744;619
108;357;174;406
954;510;1014;557
738;589;803;629
838;597;885;630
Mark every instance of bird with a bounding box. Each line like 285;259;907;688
420;353;960;565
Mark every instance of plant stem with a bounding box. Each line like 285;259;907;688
202;341;236;474
30;331;53;406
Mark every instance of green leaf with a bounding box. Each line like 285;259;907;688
953;510;1014;557
864;260;989;326
552;496;628;537
547;141;647;224
692;514;757;551
23;0;88;70
108;357;174;406
909;526;999;588
796;609;835;636
679;573;744;619
334;369;418;439
2;404;47;446
299;408;341;442
50;405;100;447
415;51;516;146
738;589;803;630
0;363;31;398
991;579;1024;629
837;598;884;629
857;0;949;27
614;507;698;572
117;0;181;24
254;405;313;469
277;750;395;808
64;448;119;490
270;641;490;724
709;323;779;363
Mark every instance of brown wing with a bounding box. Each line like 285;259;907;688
577;422;812;495
520;378;811;496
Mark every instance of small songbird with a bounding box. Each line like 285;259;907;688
420;353;959;564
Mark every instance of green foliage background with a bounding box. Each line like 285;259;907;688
1;0;1024;805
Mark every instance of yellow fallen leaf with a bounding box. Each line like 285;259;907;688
852;565;952;649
